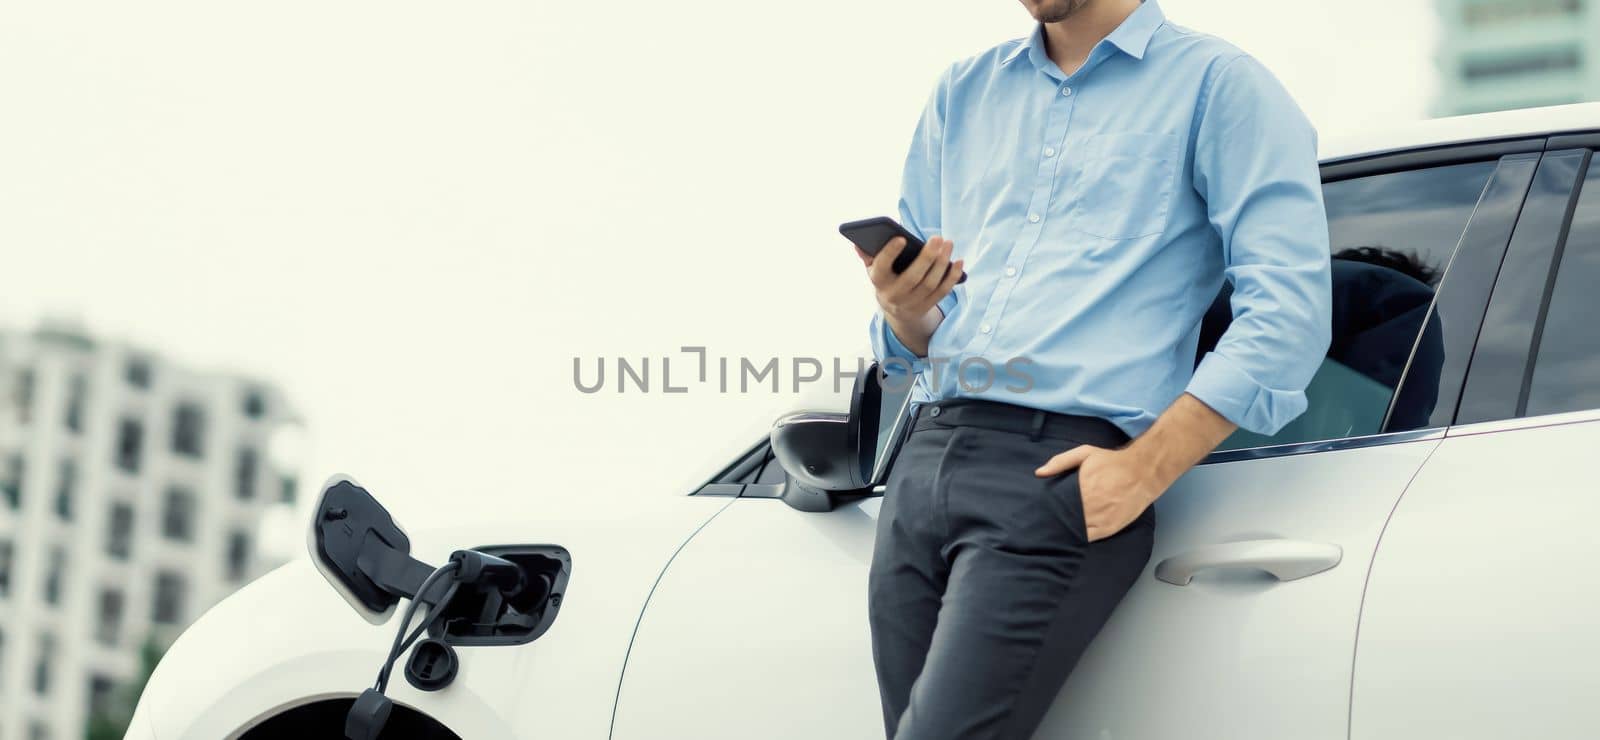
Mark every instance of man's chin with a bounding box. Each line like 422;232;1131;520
1023;0;1086;23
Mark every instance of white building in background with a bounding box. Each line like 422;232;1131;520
0;321;300;740
1434;0;1600;115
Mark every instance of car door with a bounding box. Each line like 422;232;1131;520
1032;148;1539;740
609;147;1538;740
1351;145;1600;738
607;386;911;740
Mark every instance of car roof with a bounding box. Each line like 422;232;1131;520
1320;102;1600;164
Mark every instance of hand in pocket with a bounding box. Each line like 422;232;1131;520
1036;444;1163;542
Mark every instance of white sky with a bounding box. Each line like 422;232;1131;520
0;1;1441;534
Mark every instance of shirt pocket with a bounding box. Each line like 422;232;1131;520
1065;132;1180;241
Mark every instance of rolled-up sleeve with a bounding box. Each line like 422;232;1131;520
871;66;959;375
1185;55;1332;435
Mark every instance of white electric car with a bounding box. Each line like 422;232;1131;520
128;104;1600;739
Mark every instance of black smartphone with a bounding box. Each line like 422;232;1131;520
839;216;967;284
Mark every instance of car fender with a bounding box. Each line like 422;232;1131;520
131;494;734;739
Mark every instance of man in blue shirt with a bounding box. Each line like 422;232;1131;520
859;1;1331;738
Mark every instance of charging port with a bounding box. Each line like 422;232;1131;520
427;544;571;647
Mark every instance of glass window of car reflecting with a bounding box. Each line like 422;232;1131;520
1525;154;1600;417
1211;160;1498;451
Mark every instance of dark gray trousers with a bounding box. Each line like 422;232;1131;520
868;399;1155;740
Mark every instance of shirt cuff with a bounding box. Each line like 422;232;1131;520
1186;351;1310;436
870;312;925;375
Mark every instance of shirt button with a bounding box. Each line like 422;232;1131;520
980;323;993;334
1028;213;1041;223
929;406;941;417
1005;266;1018;277
1043;147;1056;157
1062;86;1073;96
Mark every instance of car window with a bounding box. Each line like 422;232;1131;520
701;442;769;491
1454;148;1588;424
753;448;787;485
1211;160;1498;451
1525;154;1600;417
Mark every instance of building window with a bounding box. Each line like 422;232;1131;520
0;540;13;598
243;390;266;419
280;474;298;505
171;402;206;458
2;453;22;510
226;530;252;582
152;571;186;625
42;548;65;606
89;674;121;722
162;486;196;542
95;589;124;646
33;632;55;695
12;367;33;423
1456;95;1583;116
63;374;86;433
125;356;152;389
28;720;50;740
235;447;258;500
1463;0;1582;26
54;458;75;521
1462;46;1582;82
115;418;143;473
106;502;135;560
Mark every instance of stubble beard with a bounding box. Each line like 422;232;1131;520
1028;0;1095;24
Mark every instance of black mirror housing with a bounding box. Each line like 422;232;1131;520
770;363;884;509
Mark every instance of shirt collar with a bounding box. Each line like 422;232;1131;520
1001;0;1164;68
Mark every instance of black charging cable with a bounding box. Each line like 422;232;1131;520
376;561;461;693
346;560;459;740
346;550;526;740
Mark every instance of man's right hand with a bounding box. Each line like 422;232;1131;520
857;236;963;357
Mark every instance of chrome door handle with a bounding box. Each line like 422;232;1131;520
1154;539;1342;586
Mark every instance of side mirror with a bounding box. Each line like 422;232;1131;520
771;363;906;512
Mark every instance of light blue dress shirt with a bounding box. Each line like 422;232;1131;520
870;0;1332;438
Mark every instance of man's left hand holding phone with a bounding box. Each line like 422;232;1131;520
843;217;964;358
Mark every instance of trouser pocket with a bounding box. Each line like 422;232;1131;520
1040;468;1090;545
954;427;1091;551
